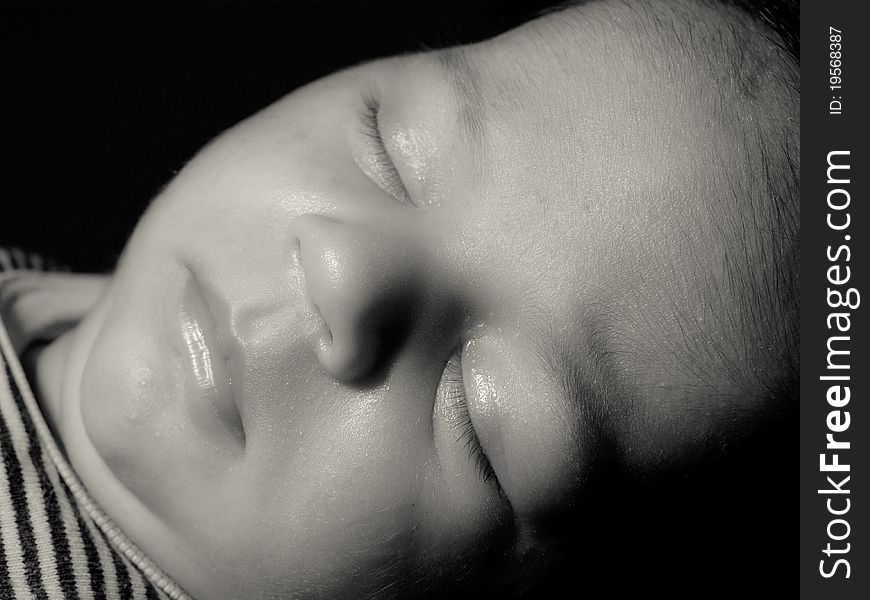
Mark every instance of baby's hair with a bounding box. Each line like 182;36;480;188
643;0;800;417
541;0;799;417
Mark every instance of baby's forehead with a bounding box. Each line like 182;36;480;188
432;0;794;231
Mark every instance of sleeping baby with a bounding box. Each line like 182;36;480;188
0;0;798;597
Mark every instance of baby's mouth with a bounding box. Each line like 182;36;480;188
176;266;245;444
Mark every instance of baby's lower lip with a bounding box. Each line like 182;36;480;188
177;268;245;442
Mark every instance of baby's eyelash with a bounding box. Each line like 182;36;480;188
442;349;499;486
359;95;411;204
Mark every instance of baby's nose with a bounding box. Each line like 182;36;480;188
289;213;423;382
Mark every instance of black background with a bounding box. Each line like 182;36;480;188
2;1;798;597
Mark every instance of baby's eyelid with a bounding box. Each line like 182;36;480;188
358;95;415;206
454;343;503;488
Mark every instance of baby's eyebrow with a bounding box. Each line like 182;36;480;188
435;48;487;146
533;315;626;429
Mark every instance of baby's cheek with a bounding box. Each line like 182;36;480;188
80;322;171;471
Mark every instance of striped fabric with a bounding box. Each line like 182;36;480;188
0;249;190;599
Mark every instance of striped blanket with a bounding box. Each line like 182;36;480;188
0;248;189;599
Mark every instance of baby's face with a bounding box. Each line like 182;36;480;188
52;6;777;599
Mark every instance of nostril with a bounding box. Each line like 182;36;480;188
288;234;305;296
334;297;416;384
290;230;334;360
316;327;373;383
316;320;333;354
